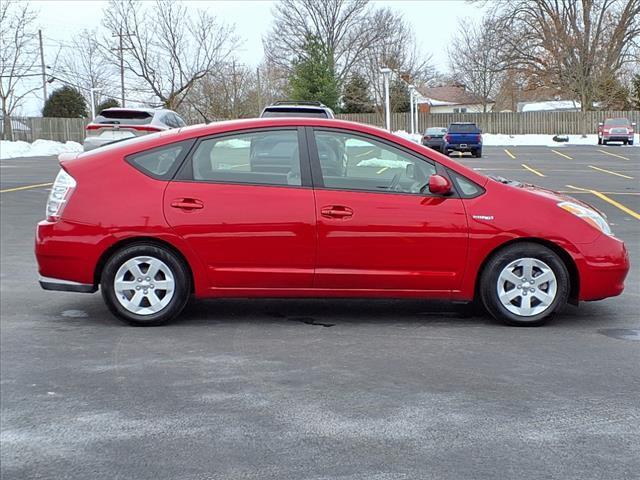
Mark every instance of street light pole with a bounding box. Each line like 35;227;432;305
90;88;101;119
414;90;419;134
408;84;415;134
380;67;392;131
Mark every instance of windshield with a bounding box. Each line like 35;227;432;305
604;118;630;126
448;124;480;133
261;108;328;118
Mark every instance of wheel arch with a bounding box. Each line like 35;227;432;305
94;236;195;293
474;238;579;305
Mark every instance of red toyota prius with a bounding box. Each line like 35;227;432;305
36;118;629;326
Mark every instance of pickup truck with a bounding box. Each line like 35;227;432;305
597;117;635;145
444;122;483;157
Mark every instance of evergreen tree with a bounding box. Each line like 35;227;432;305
289;35;339;111
342;74;374;113
43;86;88;118
390;79;410;113
96;98;120;113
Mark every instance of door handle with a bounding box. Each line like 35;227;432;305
170;198;204;210
321;205;353;219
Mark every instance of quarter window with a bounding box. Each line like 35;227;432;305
128;142;189;178
313;130;436;194
190;130;302;186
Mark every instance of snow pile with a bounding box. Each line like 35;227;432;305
482;134;599;146
392;130;422;143
357;158;411;169
0;139;83;159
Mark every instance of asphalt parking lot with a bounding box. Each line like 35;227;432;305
1;145;639;480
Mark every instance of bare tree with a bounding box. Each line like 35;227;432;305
356;8;435;113
102;0;238;110
0;0;39;140
492;0;640;114
448;17;506;112
263;0;387;84
57;30;117;110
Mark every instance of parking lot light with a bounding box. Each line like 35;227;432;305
380;67;392;131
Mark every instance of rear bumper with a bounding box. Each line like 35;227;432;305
446;144;481;152
39;275;96;293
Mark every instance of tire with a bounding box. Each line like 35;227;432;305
479;242;569;327
630;141;634;146
101;243;191;326
475;149;482;158
598;137;602;145
602;140;607;145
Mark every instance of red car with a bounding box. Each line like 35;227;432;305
597;117;635;145
36;118;629;326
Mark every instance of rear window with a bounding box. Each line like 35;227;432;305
604;118;630;126
95;110;153;125
126;140;192;179
261;108;328;118
425;127;447;135
448;124;480;133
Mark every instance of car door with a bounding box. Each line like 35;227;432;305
164;127;316;290
308;128;469;293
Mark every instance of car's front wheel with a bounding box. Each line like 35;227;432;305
101;243;191;326
479;243;569;326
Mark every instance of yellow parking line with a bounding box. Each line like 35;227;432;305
566;185;640;220
559;190;640;195
597;149;629;160
588;165;634;179
504;149;516;159
0;182;53;194
551;149;573;160
355;148;375;158
376;167;389;174
521;163;545;177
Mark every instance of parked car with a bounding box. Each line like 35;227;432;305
36;118;629;327
421;127;448;152
444;122;483;157
597;117;635;145
83;108;186;151
260;101;335;119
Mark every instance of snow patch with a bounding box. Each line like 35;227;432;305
392;130;422;143
0;140;83;159
357;158;412;169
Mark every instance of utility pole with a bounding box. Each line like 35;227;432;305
111;28;133;107
38;30;47;104
380;67;392;131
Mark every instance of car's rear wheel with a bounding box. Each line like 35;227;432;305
101;243;191;326
479;243;569;326
598;137;602;145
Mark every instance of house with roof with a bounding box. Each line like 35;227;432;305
516;100;582;112
415;85;495;113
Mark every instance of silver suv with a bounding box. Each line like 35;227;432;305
83;108;186;151
260;101;335;119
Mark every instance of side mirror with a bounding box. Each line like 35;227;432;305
632;122;637;127
428;174;452;195
598;122;604;126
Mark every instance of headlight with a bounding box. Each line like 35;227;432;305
558;201;612;235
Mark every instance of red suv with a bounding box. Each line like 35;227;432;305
36;118;629;326
597;117;635;145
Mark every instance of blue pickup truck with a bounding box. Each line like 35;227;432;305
444;122;483;157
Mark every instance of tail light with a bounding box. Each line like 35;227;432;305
46;169;76;222
445;134;451;142
423;135;431;141
476;134;482;142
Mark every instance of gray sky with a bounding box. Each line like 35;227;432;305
22;0;487;115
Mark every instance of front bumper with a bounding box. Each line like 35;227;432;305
39;275;96;293
576;234;629;301
602;135;633;142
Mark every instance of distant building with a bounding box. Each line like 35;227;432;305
415;85;494;113
517;100;581;112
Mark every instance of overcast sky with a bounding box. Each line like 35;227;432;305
21;0;487;115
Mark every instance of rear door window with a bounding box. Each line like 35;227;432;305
186;130;304;187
